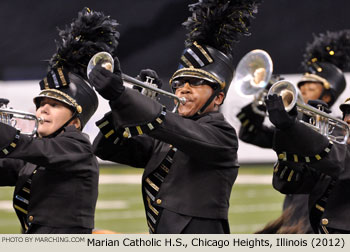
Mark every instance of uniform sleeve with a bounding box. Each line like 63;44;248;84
149;112;238;167
106;88;238;168
272;161;321;194
239;124;274;148
236;102;273;148
1;123;93;171
0;158;24;186
93;112;154;168
273;121;347;179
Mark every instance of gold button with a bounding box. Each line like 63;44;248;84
321;218;329;226
123;131;129;138
156;199;162;205
28;216;34;222
278;153;285;159
77;105;83;114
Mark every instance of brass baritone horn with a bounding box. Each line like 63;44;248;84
267;80;350;145
0;101;43;136
87;52;186;113
234;49;273;116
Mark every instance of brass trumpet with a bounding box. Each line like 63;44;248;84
267;80;350;145
0;100;42;136
87;52;186;113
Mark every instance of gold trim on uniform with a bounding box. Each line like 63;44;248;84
43;77;49;89
287;170;294;182
37;89;82;113
22;187;30;194
193;41;213;63
147;123;154;130
57;68;67;86
315;204;325;212
321;226;329;234
169;68;225;90
146;178;159;192
14;205;28;214
242;119;250;127
147;196;159;215
293;154;298;163
301;73;330;89
237;113;245;120
147;220;155;233
181;55;194;68
136;126;143;135
98;120;109;129
105;129;114;139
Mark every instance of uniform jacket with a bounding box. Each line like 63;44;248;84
0;123;99;232
237;103;274;148
93;88;239;232
272;121;350;233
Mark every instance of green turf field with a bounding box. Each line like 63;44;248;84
0;164;284;234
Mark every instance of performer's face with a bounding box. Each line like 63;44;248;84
35;98;75;137
173;78;224;117
299;82;324;103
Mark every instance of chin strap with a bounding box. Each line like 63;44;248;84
197;88;222;115
43;111;78;138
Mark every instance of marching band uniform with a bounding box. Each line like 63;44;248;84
268;98;349;233
91;0;262;234
0;8;119;233
0;70;99;234
0;123;98;233
93;88;239;233
236;30;348;233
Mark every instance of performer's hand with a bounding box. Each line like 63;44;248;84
89;57;125;101
0;98;9;106
266;94;297;129
133;69;162;100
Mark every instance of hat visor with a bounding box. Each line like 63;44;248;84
33;90;75;109
169;68;225;90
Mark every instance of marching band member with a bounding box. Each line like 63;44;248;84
92;0;262;234
236;30;349;233
0;8;119;233
266;90;350;233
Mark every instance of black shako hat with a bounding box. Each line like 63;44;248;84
34;7;120;129
298;30;350;107
170;0;262;102
34;69;98;129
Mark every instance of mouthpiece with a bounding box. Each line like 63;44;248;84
38;117;44;124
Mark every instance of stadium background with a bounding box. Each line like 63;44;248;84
0;0;349;233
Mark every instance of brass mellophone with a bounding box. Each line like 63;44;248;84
267;80;350;145
0;100;42;136
87;52;186;113
234;49;273;117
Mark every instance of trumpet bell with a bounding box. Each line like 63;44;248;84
267;80;301;112
234;49;273;96
87;52;114;79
